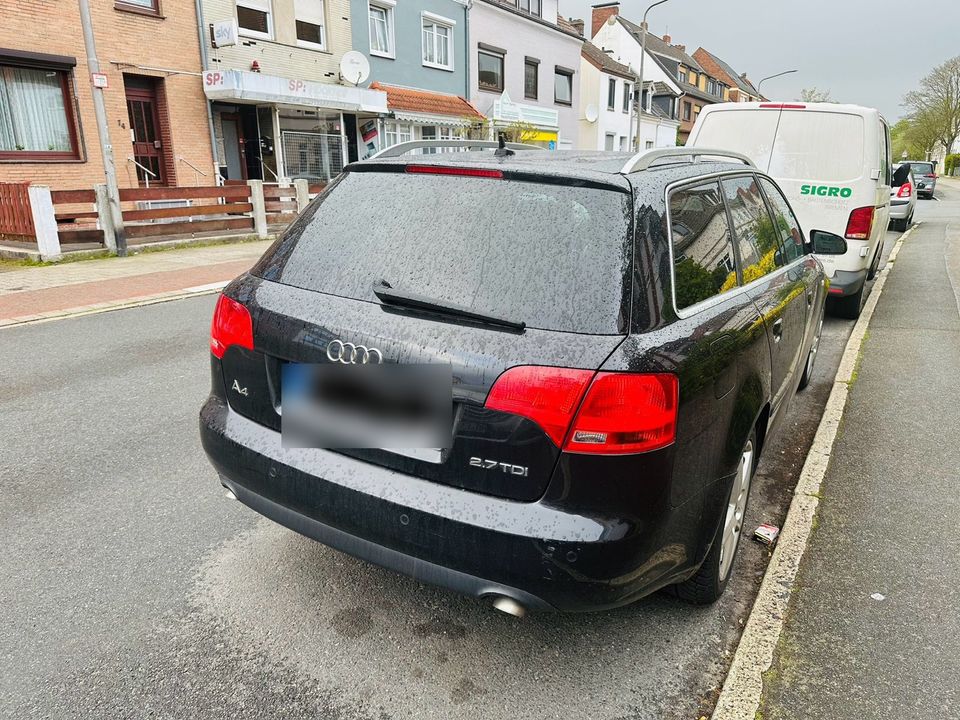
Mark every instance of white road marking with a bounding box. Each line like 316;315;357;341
711;223;920;720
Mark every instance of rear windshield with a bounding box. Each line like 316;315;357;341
909;162;934;176
253;170;633;334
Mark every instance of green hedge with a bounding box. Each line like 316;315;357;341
945;153;960;176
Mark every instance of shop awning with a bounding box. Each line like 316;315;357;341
203;70;388;113
370;82;484;127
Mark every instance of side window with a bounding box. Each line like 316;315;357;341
721;175;784;284
669;181;739;311
758;177;805;263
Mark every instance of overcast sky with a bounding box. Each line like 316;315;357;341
558;0;960;122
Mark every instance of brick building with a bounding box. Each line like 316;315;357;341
0;0;215;190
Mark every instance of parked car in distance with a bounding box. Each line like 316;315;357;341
902;160;938;198
687;102;892;319
889;163;916;231
199;142;836;615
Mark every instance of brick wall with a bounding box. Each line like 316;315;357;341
0;0;215;190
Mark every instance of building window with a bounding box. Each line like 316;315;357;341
518;0;541;17
383;121;413;148
116;0;160;14
604;133;615;151
368;0;395;58
0;64;80;160
422;13;454;70
682;100;692;121
645;140;654;149
619;136;627;151
524;57;538;99
677;67;686;83
236;0;272;38
554;67;573;106
478;49;504;92
623;81;631;113
294;0;325;49
606;78;616;110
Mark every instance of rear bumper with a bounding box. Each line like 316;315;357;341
827;268;867;298
889;199;912;219
200;396;704;612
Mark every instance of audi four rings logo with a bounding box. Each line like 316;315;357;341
326;339;384;364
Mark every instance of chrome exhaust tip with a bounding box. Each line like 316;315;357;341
491;596;526;618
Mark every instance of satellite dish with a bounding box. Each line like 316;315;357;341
340;51;370;85
585;104;599;123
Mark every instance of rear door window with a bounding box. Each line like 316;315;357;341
253;170;634;334
758;177;806;263
668;180;739;311
909;162;934;177
768;111;865;182
721;175;784;283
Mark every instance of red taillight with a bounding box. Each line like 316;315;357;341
485;366;593;447
759;103;806;109
564;372;678;454
210;294;253;359
897;183;912;198
844;206;875;240
926;173;938;179
484;367;678;455
405;165;503;179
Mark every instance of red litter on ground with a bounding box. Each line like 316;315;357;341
754;524;780;545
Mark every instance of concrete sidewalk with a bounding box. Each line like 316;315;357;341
0;240;271;326
758;219;960;717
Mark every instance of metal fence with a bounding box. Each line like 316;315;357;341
281;131;345;183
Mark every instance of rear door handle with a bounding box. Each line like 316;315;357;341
806;289;813;306
772;317;784;341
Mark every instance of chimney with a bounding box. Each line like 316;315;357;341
675;44;686;52
570;18;585;36
591;2;620;39
662;34;671;43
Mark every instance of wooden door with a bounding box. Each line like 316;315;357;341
125;84;166;186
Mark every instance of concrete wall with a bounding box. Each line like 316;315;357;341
469;0;581;147
0;0;214;189
350;0;468;96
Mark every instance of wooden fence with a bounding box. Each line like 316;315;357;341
0;182;35;239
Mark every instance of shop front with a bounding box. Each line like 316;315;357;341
489;92;564;149
203;70;388;183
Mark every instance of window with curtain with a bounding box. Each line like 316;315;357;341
0;64;78;159
117;0;159;11
524;58;538;99
369;2;394;56
295;0;325;48
237;0;272;38
422;17;452;70
478;51;503;92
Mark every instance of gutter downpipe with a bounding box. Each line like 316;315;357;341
194;0;222;181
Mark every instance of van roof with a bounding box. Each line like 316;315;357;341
699;101;886;122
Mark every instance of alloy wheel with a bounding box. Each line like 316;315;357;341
719;440;754;581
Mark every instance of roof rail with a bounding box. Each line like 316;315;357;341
619;147;756;174
369;139;546;159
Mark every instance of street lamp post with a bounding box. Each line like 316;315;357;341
631;0;672;152
756;69;798;96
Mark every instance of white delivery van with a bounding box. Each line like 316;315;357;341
688;102;892;318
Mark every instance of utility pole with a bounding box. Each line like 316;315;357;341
77;0;127;256
633;0;673;152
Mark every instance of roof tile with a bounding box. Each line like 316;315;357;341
370;82;485;119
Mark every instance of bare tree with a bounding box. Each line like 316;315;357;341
799;87;832;102
904;56;960;155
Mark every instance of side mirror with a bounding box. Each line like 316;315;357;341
810;230;847;255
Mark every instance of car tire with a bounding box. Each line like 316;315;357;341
676;430;758;605
797;310;824;391
865;241;883;281
830;283;864;319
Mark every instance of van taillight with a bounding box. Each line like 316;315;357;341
485;367;678;454
210;295;253;359
844;206;875;240
897;183;912;198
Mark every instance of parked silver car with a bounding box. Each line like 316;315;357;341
902;160;938;198
889;163;916;231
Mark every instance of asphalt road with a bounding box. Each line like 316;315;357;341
0;208;906;719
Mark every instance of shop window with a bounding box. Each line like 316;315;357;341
295;0;325;49
478;50;503;92
369;0;395;58
0;63;80;161
422;14;453;70
554;67;573;106
524;58;538;100
237;0;272;39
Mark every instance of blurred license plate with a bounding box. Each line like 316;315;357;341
281;363;452;450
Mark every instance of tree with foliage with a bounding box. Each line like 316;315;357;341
799;87;833;102
904;55;960;156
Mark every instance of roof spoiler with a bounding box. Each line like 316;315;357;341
369;139;546;159
619;147;756;174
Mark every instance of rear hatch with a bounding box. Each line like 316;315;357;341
218;162;635;502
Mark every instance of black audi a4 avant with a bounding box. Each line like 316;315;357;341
200;142;837;614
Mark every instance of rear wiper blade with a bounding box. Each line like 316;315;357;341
372;280;526;332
